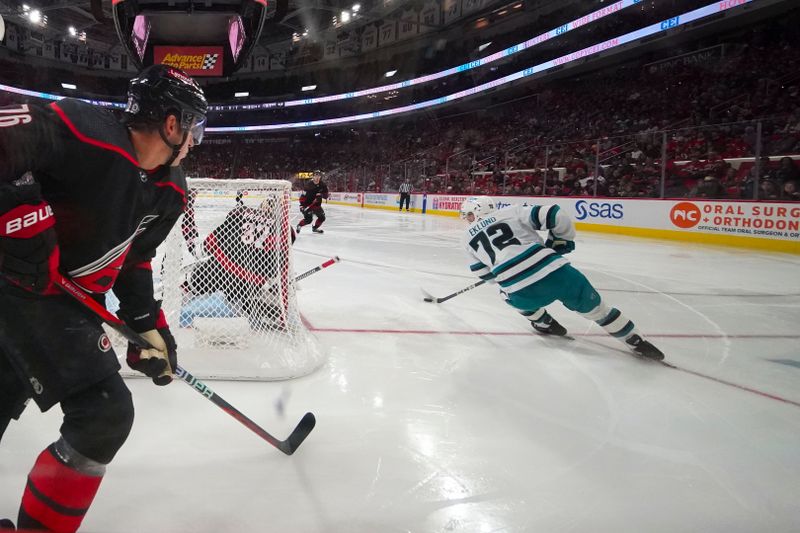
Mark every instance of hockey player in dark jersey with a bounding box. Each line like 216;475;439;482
185;196;296;328
0;64;206;532
296;170;329;234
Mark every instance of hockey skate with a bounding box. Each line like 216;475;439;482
531;313;567;336
0;519;14;531
625;334;664;361
312;227;324;234
296;223;303;234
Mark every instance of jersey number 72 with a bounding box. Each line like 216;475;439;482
468;222;521;263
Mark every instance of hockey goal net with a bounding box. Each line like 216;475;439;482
114;178;324;381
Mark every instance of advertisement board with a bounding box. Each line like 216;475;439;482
332;192;799;253
153;46;224;76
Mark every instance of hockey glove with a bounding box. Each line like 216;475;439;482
118;303;177;386
0;183;60;294
545;232;575;255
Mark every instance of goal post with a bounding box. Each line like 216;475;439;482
143;178;324;381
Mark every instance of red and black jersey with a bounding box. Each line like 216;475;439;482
299;180;329;208
202;205;291;285
0;99;186;324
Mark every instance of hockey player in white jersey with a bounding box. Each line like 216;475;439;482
461;196;663;360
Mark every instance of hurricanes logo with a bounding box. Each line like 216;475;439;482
98;333;112;352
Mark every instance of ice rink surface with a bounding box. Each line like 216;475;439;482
2;204;799;532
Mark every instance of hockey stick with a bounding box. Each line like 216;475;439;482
422;279;486;304
296;256;340;282
54;273;316;456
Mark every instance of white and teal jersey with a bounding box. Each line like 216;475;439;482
463;204;575;294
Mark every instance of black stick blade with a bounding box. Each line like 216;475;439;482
279;412;316;455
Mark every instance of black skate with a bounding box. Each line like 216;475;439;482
0;519;15;531
625;334;664;361
531;313;567;336
312;227;324;234
296;223;302;234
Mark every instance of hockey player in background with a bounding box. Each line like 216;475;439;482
184;195;296;328
0;64;207;532
460;196;663;360
297;170;329;234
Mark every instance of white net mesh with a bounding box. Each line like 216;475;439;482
114;178;324;381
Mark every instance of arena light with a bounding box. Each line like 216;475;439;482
384;70;397;78
28;9;41;24
61;83;77;90
478;42;492;52
352;4;361;13
0;1;757;124
301;84;317;92
235;91;250;97
341;11;351;23
68;26;77;37
205;0;755;133
207;0;642;111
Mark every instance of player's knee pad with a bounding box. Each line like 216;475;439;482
59;373;134;465
316;209;326;223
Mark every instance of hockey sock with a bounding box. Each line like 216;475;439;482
520;308;547;324
581;303;639;341
19;443;104;533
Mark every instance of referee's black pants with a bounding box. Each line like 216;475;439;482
399;193;411;211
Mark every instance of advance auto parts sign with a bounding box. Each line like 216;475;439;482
153;46;223;76
669;201;800;240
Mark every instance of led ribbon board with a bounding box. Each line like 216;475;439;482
0;0;641;111
208;0;754;133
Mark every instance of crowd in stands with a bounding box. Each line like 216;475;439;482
3;4;799;202
183;12;800;202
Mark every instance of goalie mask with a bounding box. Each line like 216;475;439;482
460;196;496;221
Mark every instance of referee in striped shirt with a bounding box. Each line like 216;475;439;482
399;179;413;211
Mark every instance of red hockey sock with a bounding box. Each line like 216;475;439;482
19;446;104;533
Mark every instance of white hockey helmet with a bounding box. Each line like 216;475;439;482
459;196;496;221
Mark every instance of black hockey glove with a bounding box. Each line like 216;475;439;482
0;183;60;294
118;303;178;386
545;231;575;255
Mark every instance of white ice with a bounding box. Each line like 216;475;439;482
2;204;800;532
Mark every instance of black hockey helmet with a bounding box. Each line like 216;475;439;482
125;64;208;145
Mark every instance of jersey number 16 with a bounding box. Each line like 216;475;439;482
0;105;33;128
